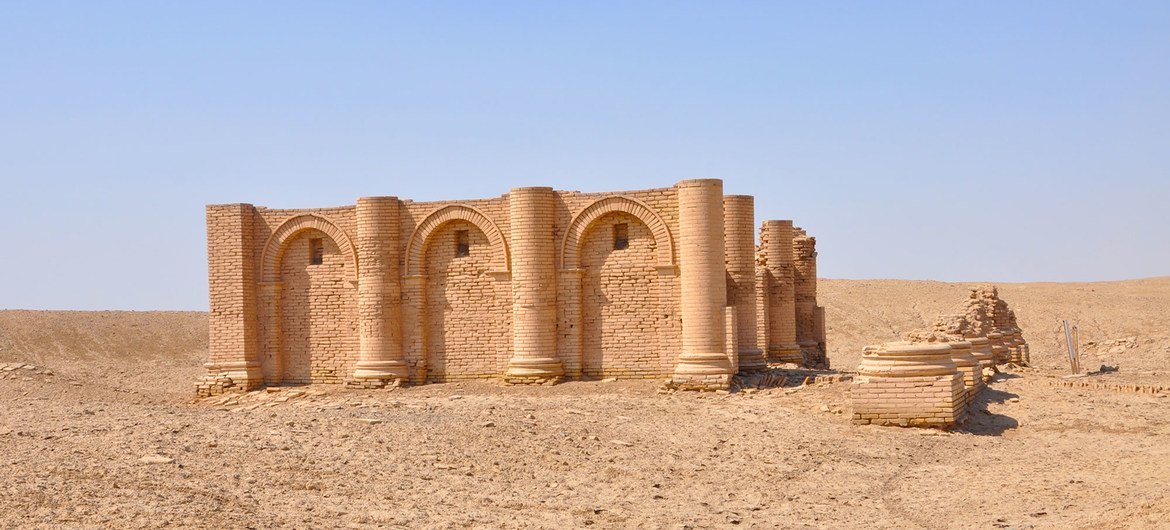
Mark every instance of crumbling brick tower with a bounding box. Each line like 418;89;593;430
793;228;827;368
196;179;825;396
757;221;799;363
754;222;828;368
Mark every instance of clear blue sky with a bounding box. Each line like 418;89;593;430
2;2;1168;310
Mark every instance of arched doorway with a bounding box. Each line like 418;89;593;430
423;221;511;381
579;212;673;378
275;228;358;384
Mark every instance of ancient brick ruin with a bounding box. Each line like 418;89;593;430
852;286;1029;428
197;179;825;396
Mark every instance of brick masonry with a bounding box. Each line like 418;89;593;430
197;179;825;395
851;342;968;428
849;287;1031;429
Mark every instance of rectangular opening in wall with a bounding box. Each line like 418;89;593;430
613;223;629;250
455;230;470;257
309;238;324;265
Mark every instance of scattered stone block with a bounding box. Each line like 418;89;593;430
138;455;174;465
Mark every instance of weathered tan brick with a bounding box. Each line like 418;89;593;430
198;180;821;393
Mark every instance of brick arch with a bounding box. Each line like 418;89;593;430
562;196;675;269
405;204;510;276
260;214;358;282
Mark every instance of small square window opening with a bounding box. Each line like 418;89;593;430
613;223;629;250
455;230;470;257
309;238;324;265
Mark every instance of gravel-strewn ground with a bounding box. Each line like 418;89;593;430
1;363;1167;529
1;277;1168;528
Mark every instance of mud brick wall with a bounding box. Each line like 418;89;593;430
754;268;770;356
278;230;358;384
793;231;818;346
724;306;739;372
556;187;682;379
579;211;676;377
253;206;358;386
200;179;823;391
423;220;512;381
400;196;511;383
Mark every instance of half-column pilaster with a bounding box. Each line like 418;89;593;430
724;195;764;372
351;196;409;387
763;220;800;363
671;179;733;389
505;187;565;384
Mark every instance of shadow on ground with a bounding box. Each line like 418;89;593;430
962;385;1020;436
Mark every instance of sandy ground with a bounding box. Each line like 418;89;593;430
1;278;1168;529
820;277;1170;372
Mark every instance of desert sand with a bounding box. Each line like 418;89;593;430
1;278;1167;529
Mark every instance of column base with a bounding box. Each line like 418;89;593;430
195;361;262;398
671;351;733;390
504;357;565;385
350;360;410;388
768;344;802;364
666;373;732;391
736;348;768;374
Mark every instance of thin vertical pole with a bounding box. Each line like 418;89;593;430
1072;323;1082;374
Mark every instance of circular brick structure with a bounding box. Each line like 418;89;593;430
858;341;956;378
853;341;966;428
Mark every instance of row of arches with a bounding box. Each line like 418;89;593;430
258;196;678;384
257;197;674;283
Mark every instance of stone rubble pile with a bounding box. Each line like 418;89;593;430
0;362;55;382
852;285;1030;429
194;372;236;398
198;386;322;409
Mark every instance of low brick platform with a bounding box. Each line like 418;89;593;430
968;337;994;373
853;286;1033;429
851;342;967;428
948;341;983;410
